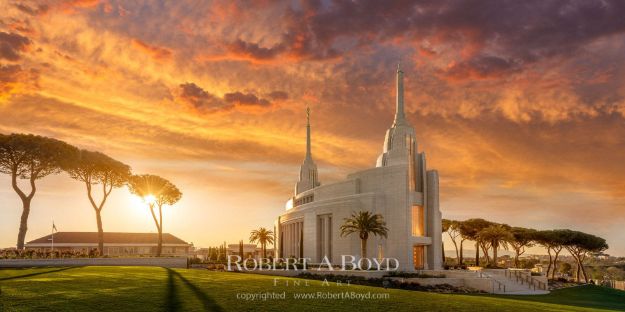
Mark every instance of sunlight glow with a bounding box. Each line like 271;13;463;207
143;194;156;205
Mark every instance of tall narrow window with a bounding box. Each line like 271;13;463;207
327;216;332;262
317;214;332;263
317;216;324;262
407;135;416;191
411;205;424;236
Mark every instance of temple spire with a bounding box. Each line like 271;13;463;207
394;63;406;125
376;63;417;168
305;106;312;161
295;106;320;194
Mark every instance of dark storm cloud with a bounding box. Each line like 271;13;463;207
312;0;625;55
223;91;270;106
444;56;521;80
177;82;224;110
13;2;49;16
177;83;277;111
0;64;23;83
226;39;285;61
227;0;625;76
0;32;31;61
267;90;289;101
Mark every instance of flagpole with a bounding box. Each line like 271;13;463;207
51;219;54;258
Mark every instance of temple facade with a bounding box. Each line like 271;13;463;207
275;65;443;271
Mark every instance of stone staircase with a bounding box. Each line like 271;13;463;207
479;269;550;295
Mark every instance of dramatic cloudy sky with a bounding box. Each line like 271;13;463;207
1;0;625;255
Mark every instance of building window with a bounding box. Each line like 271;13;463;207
294;194;314;207
413;245;424;270
411;205;424;236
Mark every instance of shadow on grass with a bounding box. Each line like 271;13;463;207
165;268;182;311
0;267;78;281
485;285;625;311
165;268;224;312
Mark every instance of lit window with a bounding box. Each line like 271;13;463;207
411;205;424;236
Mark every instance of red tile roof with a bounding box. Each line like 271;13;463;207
26;232;190;245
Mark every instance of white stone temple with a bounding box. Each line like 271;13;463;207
275;65;443;271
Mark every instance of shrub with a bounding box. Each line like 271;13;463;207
385;271;445;278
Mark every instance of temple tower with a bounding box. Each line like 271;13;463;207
295;107;320;194
376;63;418;168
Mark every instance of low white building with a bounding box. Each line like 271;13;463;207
275;65;443;271
25;232;192;256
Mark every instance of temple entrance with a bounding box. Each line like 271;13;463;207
413;245;424;270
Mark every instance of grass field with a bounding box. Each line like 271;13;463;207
1;266;624;311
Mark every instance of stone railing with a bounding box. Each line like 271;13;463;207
504;269;548;290
476;270;506;293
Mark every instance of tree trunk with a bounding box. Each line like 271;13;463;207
481;243;490;265
85;180;112;257
546;247;553;278
551;249;561;280
514;250;520;268
148;203;160;256
150;204;163;257
459;240;464;265
96;210;104;256
157;204;163;257
475;241;480;266
262;243;267;258
576;262;581;282
157;231;163;257
493;244;498;267
13;172;35;250
450;237;459;264
16;198;32;250
441;241;445;265
580;255;589;283
361;238;367;260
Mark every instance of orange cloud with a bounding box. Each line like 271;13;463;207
0;65;38;100
131;39;173;61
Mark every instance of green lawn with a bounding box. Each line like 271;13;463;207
0;266;623;312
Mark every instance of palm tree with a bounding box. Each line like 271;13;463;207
477;224;512;267
340;211;389;259
249;227;274;258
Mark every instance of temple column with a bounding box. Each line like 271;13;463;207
324;216;330;260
